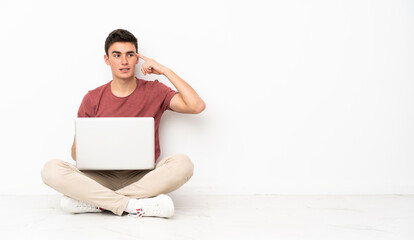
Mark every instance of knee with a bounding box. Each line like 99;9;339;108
41;159;66;188
173;154;194;181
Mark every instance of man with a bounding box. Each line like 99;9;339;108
41;29;205;218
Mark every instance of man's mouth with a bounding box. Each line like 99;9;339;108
120;68;130;73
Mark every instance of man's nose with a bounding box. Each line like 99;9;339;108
121;55;128;64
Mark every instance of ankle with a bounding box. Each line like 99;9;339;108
125;198;139;214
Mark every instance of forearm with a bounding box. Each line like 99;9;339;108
71;138;76;161
71;148;76;161
164;68;205;111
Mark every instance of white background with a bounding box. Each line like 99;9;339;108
0;0;413;195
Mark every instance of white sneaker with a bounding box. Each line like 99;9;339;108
60;195;103;214
128;194;175;218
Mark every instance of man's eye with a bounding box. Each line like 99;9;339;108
128;54;134;57
113;54;120;57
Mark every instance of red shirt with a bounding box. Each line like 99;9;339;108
77;77;177;161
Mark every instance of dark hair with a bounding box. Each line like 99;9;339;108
104;29;138;56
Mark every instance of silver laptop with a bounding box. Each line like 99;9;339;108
75;117;155;170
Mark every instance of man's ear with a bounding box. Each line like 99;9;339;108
104;54;110;65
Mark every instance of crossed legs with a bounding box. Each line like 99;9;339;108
41;154;194;216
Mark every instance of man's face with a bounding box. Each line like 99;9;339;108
104;42;138;80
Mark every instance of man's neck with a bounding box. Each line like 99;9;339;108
110;76;137;97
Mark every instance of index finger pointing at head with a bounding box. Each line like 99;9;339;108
137;53;150;61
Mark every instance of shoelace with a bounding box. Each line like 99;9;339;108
76;201;101;211
127;200;161;217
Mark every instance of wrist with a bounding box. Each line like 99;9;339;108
163;67;173;76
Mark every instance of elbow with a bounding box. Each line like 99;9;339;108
192;101;206;114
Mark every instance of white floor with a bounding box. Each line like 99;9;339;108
1;194;414;240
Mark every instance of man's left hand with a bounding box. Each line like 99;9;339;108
136;53;169;76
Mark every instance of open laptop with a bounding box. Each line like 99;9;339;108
75;117;155;170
